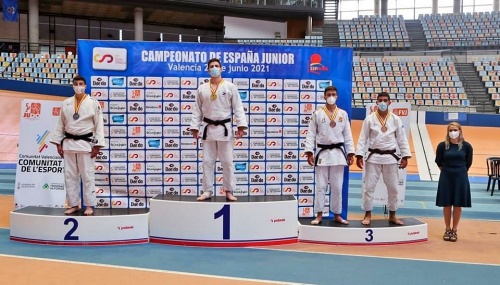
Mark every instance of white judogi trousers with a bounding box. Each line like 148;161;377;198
202;140;235;194
362;162;399;211
314;165;344;214
64;151;96;207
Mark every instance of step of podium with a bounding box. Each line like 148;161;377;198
10;207;149;246
298;217;428;245
149;194;299;247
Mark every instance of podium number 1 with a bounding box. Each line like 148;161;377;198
214;204;230;240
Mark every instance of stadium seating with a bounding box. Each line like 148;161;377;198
0;52;473;108
420;12;500;49
473;56;500;108
237;35;323;46
352;56;469;107
338;15;410;50
0;52;77;85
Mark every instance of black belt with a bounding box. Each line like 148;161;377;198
315;143;347;166
61;132;95;146
366;148;400;162
202;118;231;140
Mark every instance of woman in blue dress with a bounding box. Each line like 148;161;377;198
435;122;473;242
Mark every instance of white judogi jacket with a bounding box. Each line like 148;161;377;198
190;80;248;141
355;112;411;164
51;95;105;152
304;106;355;166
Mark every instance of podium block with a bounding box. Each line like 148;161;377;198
298;218;428;245
10;207;149;246
149;195;298;247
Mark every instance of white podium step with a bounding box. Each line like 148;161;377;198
10;207;149;246
298;218;428;245
149;195;298;247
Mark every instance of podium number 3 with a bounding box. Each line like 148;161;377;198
214;204;230;239
64;218;79;240
365;229;374;242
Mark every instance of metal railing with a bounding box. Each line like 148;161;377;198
213;0;322;7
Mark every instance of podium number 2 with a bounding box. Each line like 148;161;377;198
64;218;79;240
214;204;230;239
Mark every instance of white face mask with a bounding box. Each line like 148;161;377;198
209;67;221;78
73;85;86;94
449;130;460;139
326;96;336;105
377;102;388;112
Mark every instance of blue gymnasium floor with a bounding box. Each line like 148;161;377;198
1;167;500;284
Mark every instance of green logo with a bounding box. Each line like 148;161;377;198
42;183;49;190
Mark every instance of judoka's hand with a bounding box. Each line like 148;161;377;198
347;153;355;166
90;146;101;158
191;129;199;139
57;144;64;158
356;156;364;169
306;152;314;166
399;157;408;169
235;127;245;139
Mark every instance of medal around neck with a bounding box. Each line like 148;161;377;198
73;113;80;120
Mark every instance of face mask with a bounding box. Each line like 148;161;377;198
326;96;336;105
73;86;86;94
209;67;221;78
449;131;460;139
377;102;388;112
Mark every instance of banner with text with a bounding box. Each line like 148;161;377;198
14;99;66;209
78;40;353;217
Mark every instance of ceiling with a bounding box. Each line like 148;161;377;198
18;0;324;31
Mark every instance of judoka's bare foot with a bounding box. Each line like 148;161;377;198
84;207;94;215
389;211;404;225
197;191;212;201
225;191;237;201
389;216;404;225
334;214;349;225
64;206;79;215
362;212;371;225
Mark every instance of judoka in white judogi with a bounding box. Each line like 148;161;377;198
355;92;411;226
304;86;355;225
190;58;248;201
51;76;105;215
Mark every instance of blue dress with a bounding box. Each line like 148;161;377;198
435;141;473;207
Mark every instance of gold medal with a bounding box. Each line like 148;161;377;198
209;80;224;101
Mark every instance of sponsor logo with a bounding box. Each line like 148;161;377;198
23;102;41;120
309;53;328;75
92;47;127;71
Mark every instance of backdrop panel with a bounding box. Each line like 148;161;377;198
78;40;353;218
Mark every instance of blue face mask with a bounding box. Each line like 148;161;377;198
209;67;221;78
378;102;388;112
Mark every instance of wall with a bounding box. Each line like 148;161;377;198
287;18;323;38
224;16;287;39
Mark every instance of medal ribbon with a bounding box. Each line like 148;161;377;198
210;80;224;101
322;106;339;123
375;110;390;128
74;94;87;115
